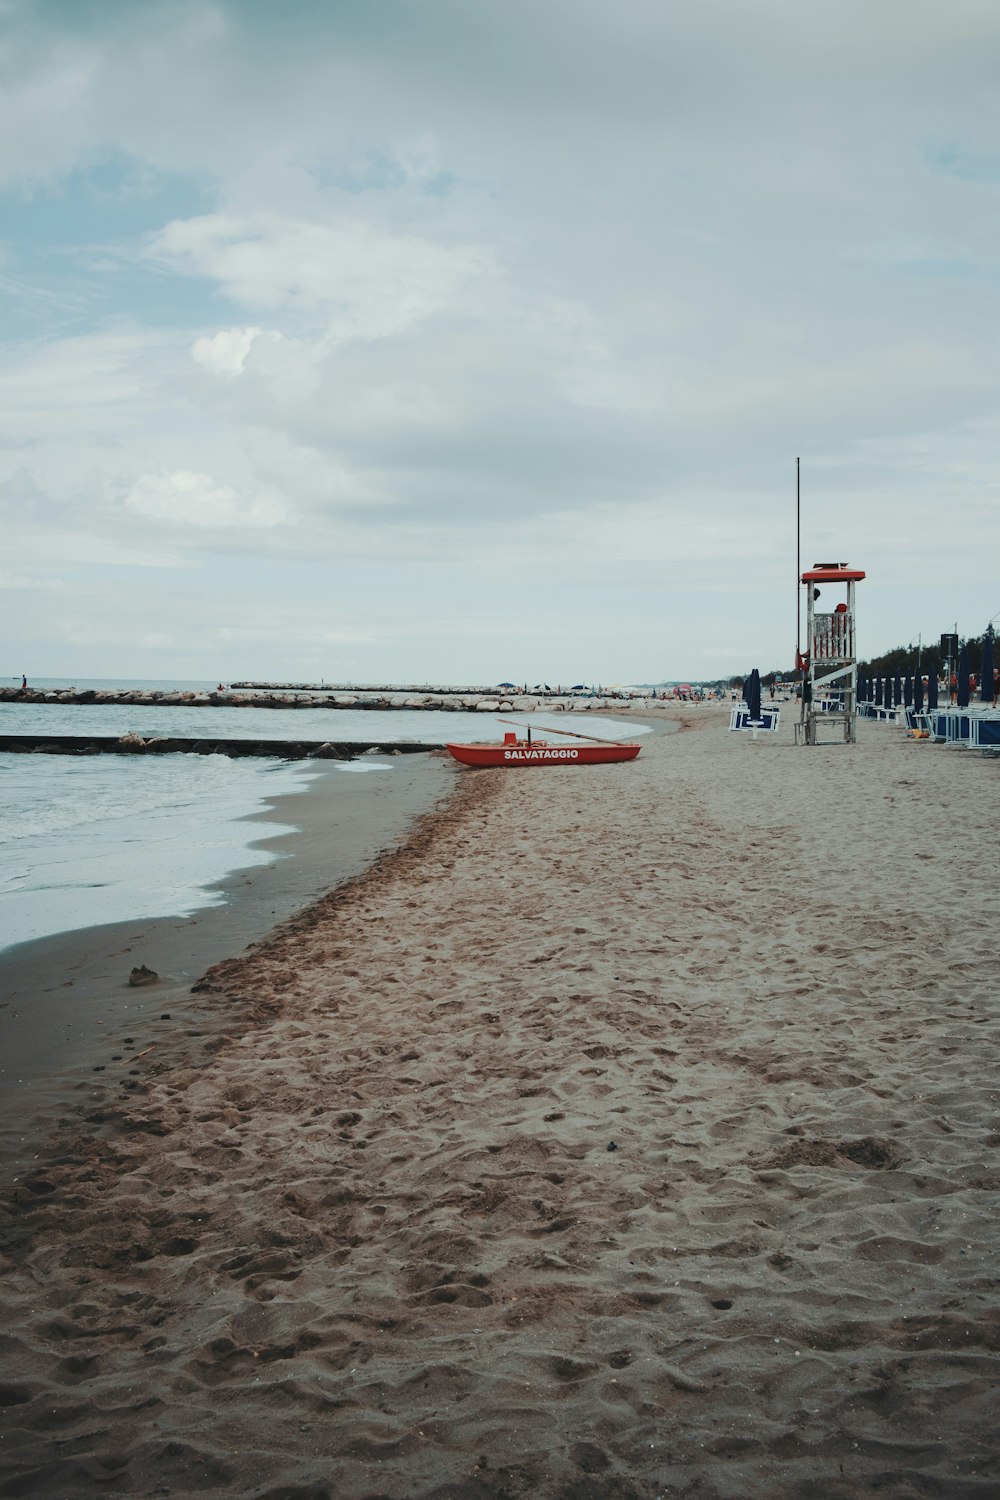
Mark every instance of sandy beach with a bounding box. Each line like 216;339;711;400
2;703;998;1499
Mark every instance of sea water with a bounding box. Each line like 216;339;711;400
0;697;641;746
0;682;647;953
0;753;317;952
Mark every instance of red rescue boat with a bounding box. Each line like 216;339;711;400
446;729;641;767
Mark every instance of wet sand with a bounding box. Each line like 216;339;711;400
0;752;455;1176
1;705;999;1499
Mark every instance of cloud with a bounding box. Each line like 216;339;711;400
153;212;497;341
121;469;288;529
191;325;263;377
4;524;189;571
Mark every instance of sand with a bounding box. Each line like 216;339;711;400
1;705;998;1499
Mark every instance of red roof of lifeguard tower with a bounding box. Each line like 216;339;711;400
801;561;866;583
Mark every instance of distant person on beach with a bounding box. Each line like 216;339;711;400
950;671;957;704
20;674;26;692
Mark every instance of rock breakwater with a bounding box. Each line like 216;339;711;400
0;734;438;760
1;687;637;714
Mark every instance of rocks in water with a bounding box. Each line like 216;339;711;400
128;965;159;987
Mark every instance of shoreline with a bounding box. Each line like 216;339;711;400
0;750;456;1175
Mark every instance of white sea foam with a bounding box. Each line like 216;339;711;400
0;754;310;952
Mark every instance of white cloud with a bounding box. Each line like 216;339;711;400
121;469;288;530
0;569;66;591
153;212;497;341
191;326;263;377
2;523;190;571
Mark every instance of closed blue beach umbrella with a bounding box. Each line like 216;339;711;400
980;631;994;703
904;673;913;707
956;645;970;708
926;670;938;711
746;668;762;722
914;670;924;713
893;668;902;708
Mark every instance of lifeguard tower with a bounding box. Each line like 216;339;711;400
797;562;866;744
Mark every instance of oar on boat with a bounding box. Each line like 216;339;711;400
497;716;632;747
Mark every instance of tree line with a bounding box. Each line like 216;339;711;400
752;630;995;688
857;631;994;681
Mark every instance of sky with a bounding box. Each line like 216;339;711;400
2;0;999;685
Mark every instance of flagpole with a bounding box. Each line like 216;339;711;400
796;457;804;739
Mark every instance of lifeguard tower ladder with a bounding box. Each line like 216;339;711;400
798;562;866;745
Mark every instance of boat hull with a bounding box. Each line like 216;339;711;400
446;741;641;767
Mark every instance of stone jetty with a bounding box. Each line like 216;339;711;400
0;734;439;760
0;687;639;713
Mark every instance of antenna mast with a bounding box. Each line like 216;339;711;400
796;456;801;660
